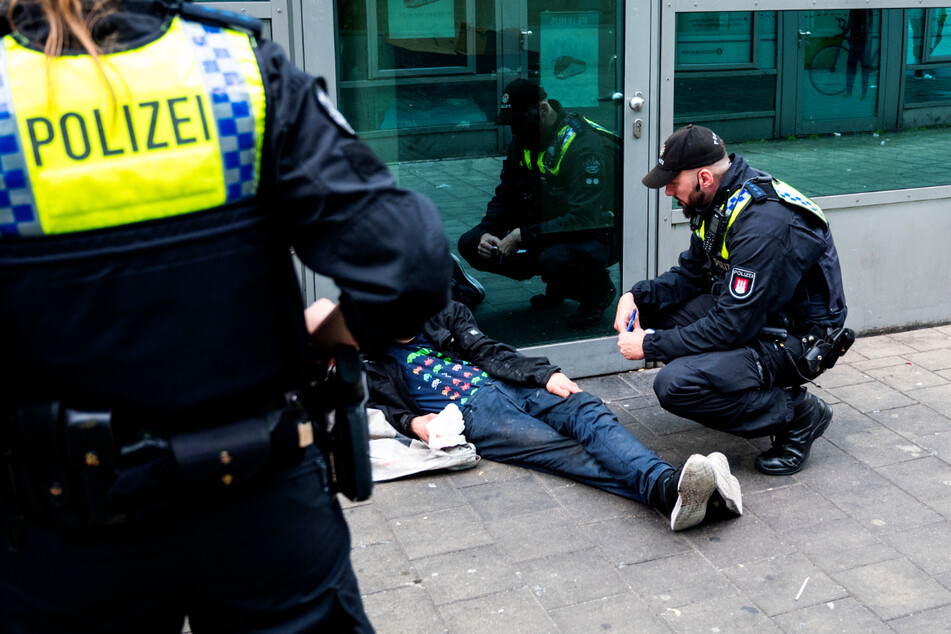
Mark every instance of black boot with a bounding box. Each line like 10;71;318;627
566;276;615;329
755;393;833;476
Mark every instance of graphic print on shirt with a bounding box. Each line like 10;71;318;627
399;347;490;406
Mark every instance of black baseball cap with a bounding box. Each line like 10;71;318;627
642;124;727;188
498;78;547;125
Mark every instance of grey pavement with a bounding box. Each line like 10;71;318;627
342;323;951;633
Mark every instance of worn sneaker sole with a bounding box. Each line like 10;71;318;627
706;452;743;516
670;454;717;531
450;253;486;299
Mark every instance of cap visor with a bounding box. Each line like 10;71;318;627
641;164;677;189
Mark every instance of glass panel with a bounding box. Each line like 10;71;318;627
335;0;623;348
801;10;881;122
672;8;951;199
673;12;778;136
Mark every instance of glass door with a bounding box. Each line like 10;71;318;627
795;9;886;135
330;0;639;356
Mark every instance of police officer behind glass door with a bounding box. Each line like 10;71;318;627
456;78;619;329
615;125;849;476
0;0;450;630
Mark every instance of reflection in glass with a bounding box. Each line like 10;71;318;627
456;78;619;331
334;0;623;348
673;9;951;198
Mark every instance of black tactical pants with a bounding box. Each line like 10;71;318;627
0;446;372;633
645;294;809;438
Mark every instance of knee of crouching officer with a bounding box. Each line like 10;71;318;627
653;365;690;412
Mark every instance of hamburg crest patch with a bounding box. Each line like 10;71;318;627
729;268;756;300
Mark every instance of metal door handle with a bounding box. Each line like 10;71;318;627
629;91;645;111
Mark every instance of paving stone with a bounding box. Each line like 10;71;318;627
586;514;692;566
390;507;493;560
824;403;929;467
447;459;527;488
344;503;395;548
889;604;951;633
826;477;943;535
370;474;467;519
436;587;557;634
778;517;898;574
458;475;558;522
868;403;951;441
849;355;915;372
889;328;951;351
655;586;782;633
684;512;794;569
411;545;522;606
517;548;629;610
619;551;735;612
771;597;894;633
833;557;951;621
548;479;647;525
745;483;846;533
631;403;700;436
484;508;593;562
812;364;874;389
362;582;448;634
826;381;916;414
550;594;670;634
876;456;951;501
350;541;420;595
576;373;644;400
882;520;951;576
864;362;949;392
723;553;847;617
903;348;951;372
913;383;951;418
848;335;918;359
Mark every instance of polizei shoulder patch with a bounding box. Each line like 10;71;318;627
729;268;756;300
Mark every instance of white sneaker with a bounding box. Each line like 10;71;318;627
669;454;717;531
707;452;743;516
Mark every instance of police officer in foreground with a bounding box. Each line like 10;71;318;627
456;78;619;329
0;0;450;630
615;125;851;476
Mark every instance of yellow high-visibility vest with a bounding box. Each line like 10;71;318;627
0;16;266;238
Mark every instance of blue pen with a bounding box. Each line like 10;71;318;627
627;309;637;332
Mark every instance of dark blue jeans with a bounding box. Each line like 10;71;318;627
0;447;372;634
461;381;670;503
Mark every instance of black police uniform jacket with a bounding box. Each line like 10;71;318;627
365;301;558;438
0;2;451;433
631;154;847;364
470;101;617;248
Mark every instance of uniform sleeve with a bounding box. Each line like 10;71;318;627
631;234;710;316
478;143;528;238
256;43;451;350
521;135;612;243
643;204;827;362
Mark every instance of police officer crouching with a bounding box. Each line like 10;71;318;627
0;0;451;630
615;125;853;476
456;79;619;329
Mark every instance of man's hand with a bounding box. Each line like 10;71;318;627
477;233;502;261
409;413;438;443
497;228;522;257
546;372;582;398
617;329;646;361
614;292;640;333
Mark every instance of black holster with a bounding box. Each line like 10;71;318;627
306;345;373;502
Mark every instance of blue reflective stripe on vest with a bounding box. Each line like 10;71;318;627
0;45;40;238
183;21;258;202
